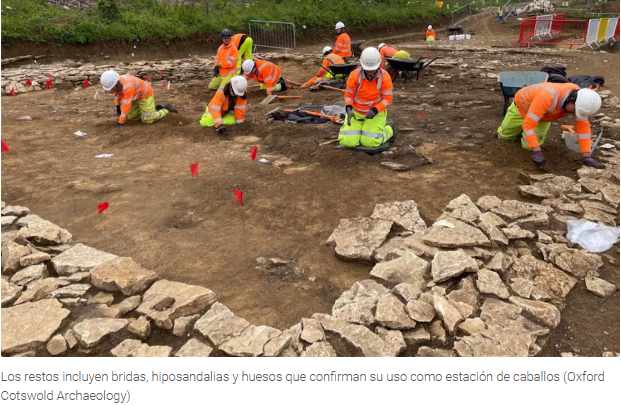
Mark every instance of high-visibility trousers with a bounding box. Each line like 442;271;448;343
339;110;393;148
199;111;238;128
426;36;435;41
497;102;550;150
393;50;410;59
237;38;253;71
126;95;168;124
208;73;236;91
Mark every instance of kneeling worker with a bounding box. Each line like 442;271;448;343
426;25;436;41
242;59;288;94
300;46;345;89
339;47;395;148
200;76;248;134
100;70;177;128
497;83;605;169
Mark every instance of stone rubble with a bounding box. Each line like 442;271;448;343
1;159;619;357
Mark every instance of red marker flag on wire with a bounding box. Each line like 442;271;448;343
9;89;15;96
45;80;52;88
97;202;109;214
160;71;164;79
162;81;166;89
233;189;244;206
249;145;257;161
190;162;199;177
418;111;425;120
84;79;90;87
25;79;32;86
147;74;152;82
1;140;11;152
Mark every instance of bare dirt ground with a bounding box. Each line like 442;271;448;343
2;14;619;355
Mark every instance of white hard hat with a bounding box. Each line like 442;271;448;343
230;75;248;96
378;43;386;49
574;88;602;120
323;46;333;54
242;60;255;74
335;22;345;30
428;25;433;30
100;70;119;91
360;47;381;71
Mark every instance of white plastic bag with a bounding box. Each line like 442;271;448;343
566;220;620;253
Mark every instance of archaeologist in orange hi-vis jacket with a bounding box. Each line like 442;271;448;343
300;46;345;89
378;43;411;70
241;59;288;94
426;25;436;41
200;76;248;134
338;47;396;148
100;70;177;128
208;29;240;90
497;83;605;169
333;22;352;59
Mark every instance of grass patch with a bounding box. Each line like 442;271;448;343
1;0;458;46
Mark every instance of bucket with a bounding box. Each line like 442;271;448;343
563;131;581;152
449;35;455;40
465;34;472;39
455;34;465;40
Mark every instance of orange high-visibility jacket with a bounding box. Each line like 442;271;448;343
215;43;239;76
344;67;393;115
426;29;436;40
334;32;352;58
208;84;247;128
114;75;153;124
316;53;345;77
379;45;399;69
231;33;249;49
244;60;282;94
515;83;591;153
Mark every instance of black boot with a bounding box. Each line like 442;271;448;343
387;120;397;143
162;103;178;113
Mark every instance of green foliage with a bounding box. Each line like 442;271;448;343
97;0;121;23
1;0;450;46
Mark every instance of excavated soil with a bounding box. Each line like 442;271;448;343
1;15;619;355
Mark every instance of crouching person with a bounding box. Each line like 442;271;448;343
101;70;177;128
200;76;248;134
339;47;395;148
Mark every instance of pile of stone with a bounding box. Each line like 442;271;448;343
0;52;312;96
323;182;618;356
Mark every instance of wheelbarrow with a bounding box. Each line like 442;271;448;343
351;40;365;58
320;63;359;89
385;56;441;83
498;71;549;115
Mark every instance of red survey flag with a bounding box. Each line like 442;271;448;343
160;71;164;79
162;81;166;88
45;80;52;88
9;89;15;96
46;73;53;79
233;189;244;206
25;79;32;86
84;79;90;87
1;140;11;152
418;111;425;120
190;162;199;177
97;202;110;214
147;74;152;82
249;145;257;161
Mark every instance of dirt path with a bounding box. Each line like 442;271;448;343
2;15;619;354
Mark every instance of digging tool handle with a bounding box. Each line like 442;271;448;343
277;95;303;99
320;85;346;93
311;58;336;78
285;79;303;87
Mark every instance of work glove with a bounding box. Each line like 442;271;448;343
116;105;121;116
531;150;545;169
365;107;378;120
217;125;226;134
214;65;220;75
114;123;123;129
583;156;606;169
345;106;354;126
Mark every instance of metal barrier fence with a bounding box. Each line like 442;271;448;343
248;20;296;51
514;15;588;48
581;16;620;48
